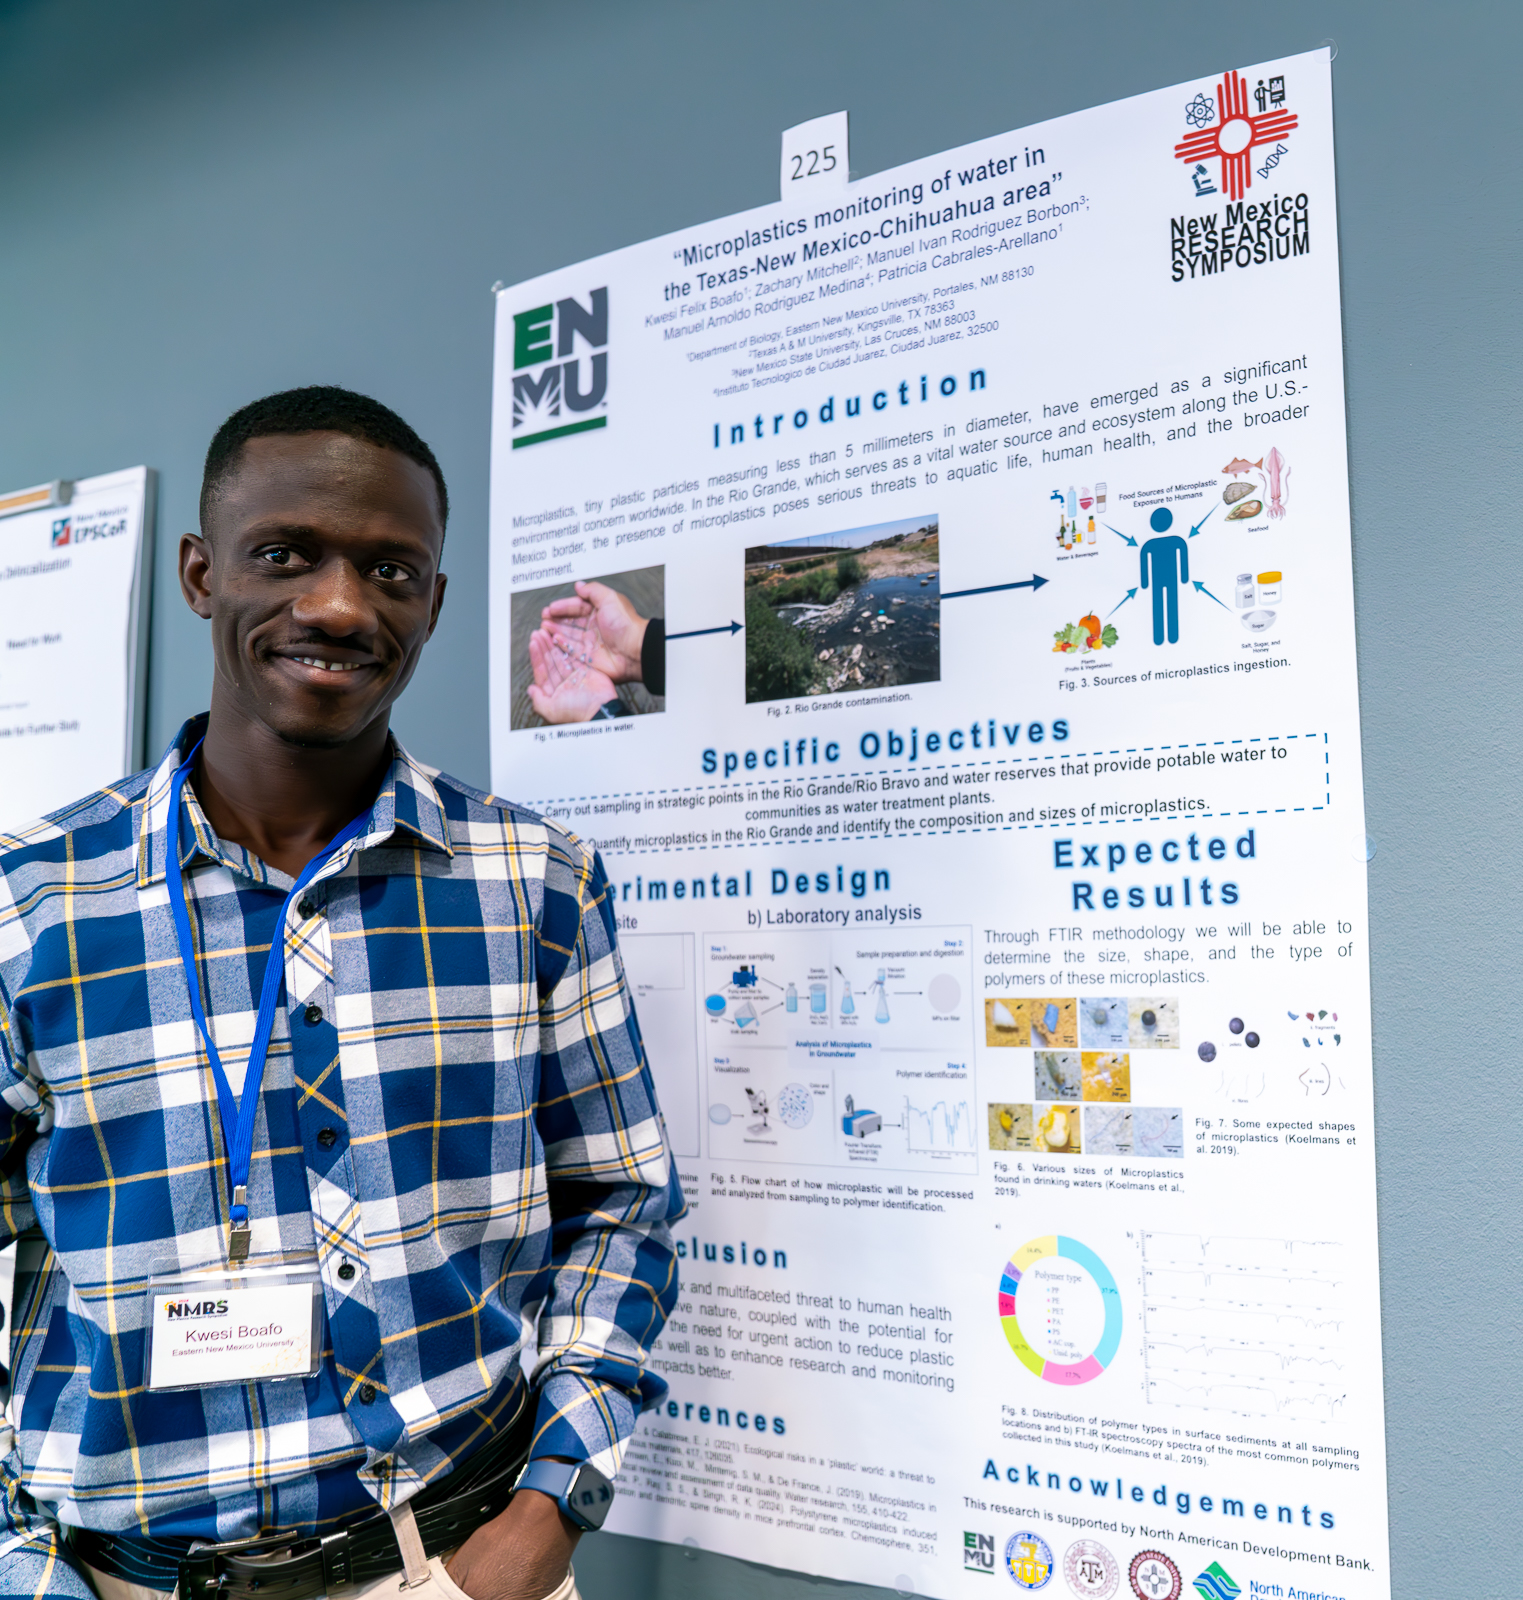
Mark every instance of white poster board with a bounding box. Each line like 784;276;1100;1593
491;50;1389;1600
0;467;154;832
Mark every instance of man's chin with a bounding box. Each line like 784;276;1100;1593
271;727;370;751
256;705;389;752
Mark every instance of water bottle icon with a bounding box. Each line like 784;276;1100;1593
785;982;798;1013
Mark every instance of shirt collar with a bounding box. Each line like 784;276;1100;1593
136;714;454;890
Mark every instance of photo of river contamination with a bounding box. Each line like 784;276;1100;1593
743;515;940;703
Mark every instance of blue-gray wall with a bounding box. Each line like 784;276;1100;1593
1;3;1515;1595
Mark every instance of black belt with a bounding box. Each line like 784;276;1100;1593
69;1403;533;1598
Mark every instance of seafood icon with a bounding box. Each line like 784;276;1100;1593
1262;446;1289;518
1222;456;1262;475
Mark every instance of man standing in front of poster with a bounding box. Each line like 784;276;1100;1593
0;387;682;1600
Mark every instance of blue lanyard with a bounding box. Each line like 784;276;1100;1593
165;741;372;1261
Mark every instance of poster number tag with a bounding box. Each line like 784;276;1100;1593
780;111;849;201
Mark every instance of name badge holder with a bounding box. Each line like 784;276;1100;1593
145;1258;324;1392
148;743;371;1393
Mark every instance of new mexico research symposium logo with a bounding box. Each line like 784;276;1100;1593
1169;68;1307;283
511;287;608;448
1005;1531;1054;1589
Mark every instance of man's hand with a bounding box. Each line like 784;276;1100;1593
445;1484;580;1600
539;582;649;684
527;629;619;724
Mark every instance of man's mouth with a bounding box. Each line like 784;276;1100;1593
269;648;384;684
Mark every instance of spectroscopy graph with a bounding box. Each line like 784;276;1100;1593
1141;1232;1347;1420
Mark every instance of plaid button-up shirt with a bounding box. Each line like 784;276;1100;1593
0;716;681;1587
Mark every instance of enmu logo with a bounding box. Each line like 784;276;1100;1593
165;1298;229;1320
963;1531;995;1573
511;289;609;449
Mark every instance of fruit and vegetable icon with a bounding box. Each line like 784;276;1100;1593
1053;613;1119;654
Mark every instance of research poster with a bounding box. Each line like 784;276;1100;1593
491;49;1387;1600
0;467;153;833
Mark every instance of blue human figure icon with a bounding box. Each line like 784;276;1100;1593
1140;507;1189;645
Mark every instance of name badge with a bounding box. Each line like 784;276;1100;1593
145;1259;324;1391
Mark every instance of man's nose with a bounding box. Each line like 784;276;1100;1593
289;559;379;639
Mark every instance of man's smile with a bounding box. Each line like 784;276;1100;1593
268;644;385;684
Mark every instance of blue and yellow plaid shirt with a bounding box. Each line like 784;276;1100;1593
0;716;682;1588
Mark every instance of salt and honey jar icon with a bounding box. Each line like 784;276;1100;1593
1236;569;1282;632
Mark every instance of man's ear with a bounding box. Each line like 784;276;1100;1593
180;532;215;620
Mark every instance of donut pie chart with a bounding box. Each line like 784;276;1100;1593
998;1234;1122;1385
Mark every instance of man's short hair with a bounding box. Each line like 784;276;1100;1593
201;386;449;531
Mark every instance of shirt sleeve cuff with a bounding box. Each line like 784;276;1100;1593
640;618;665;699
530;1372;637;1478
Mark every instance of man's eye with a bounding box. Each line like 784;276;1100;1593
260;547;295;566
373;562;407;580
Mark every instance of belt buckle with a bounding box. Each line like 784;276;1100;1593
177;1532;320;1599
179;1548;220;1597
320;1530;353;1592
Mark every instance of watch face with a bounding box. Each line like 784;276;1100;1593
565;1463;615;1529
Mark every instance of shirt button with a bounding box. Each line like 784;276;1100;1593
297;897;320;920
317;1127;338;1149
360;1384;377;1405
338;1262;356;1280
304;1003;323;1025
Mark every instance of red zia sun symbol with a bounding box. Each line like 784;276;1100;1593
1174;70;1298;202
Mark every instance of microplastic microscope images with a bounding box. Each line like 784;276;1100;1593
1034;1051;1082;1101
1128;997;1180;1048
1081;1052;1132;1102
988;1102;1034;1151
1080;997;1129;1048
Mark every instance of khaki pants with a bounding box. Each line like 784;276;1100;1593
83;1503;579;1600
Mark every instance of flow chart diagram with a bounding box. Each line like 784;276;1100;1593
702;926;975;1172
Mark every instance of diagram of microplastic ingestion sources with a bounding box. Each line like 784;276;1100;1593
703;926;975;1174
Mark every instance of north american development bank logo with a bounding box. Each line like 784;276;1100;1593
1190;1562;1240;1600
511;287;608;449
1169;68;1307;282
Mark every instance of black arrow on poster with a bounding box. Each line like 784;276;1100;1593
666;621;743;640
940;575;1049;600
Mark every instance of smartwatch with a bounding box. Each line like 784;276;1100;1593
514;1458;616;1531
